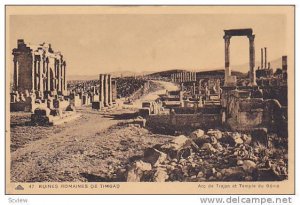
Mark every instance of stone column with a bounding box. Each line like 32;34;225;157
224;35;231;86
54;59;57;91
193;82;196;95
108;74;112;106
261;48;263;69
99;74;104;107
46;58;50;92
264;47;267;69
60;61;64;94
37;59;40;90
38;58;43;93
42;57;46;93
33;57;37;91
57;61;61;93
282;56;287;72
63;62;67;94
104;74;109;106
249;35;256;86
13;56;18;91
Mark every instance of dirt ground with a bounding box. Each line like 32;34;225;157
10;81;178;182
10;107;174;182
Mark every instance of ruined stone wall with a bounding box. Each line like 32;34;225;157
224;89;287;135
14;46;33;92
147;113;221;133
12;40;67;96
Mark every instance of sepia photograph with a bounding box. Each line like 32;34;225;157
5;5;295;194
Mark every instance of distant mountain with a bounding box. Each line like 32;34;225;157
219;57;283;73
67;58;283;81
68;70;155;81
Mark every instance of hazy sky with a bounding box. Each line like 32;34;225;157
9;13;287;75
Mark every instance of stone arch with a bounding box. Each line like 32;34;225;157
223;28;256;86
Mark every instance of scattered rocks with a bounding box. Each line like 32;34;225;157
161;135;198;159
124;128;287;182
201;143;217;153
242;160;257;173
126;160;152;182
251;128;268;146
143;148;167;167
153;168;169;182
207;129;223;140
190;129;205;139
231;132;244;145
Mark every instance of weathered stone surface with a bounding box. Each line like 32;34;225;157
242;134;252;145
66;104;76;112
34;108;50;116
237;159;244;166
242;160;257;173
143;148;167;167
209;136;218;145
126;160;152;182
221;167;246;181
201;143;217;153
153;168;169;182
207;129;223;140
161;135;198;159
231;132;244;145
190;129;205;139
251;128;268;146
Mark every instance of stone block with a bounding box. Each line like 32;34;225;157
34;108;50;116
92;101;101;110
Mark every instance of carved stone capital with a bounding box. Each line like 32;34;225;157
248;34;255;41
223;35;231;41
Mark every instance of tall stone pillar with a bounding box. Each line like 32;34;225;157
46;58;50;92
104;74;109;106
282;56;287;72
224;35;231;86
99;74;104;107
60;61;64;93
63;62;67;94
38;58;43;93
54;60;57;91
108;74;112;106
193;82;196;95
264;47;267;69
42;58;46;93
33;57;37;91
261;48;263;69
249;35;256;86
57;61;61;93
13;57;18;91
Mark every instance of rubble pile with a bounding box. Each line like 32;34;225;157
122;129;288;182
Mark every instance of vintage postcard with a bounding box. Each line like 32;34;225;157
5;5;295;194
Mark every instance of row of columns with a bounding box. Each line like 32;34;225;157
171;71;197;83
259;47;270;70
99;74;112;107
32;55;67;95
